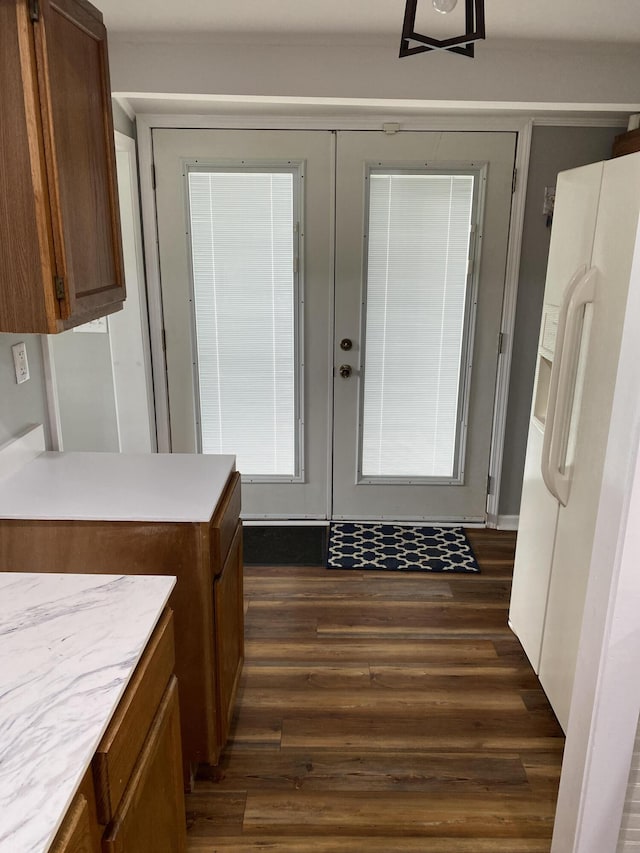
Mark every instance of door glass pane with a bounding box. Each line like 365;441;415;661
187;169;298;477
361;172;475;479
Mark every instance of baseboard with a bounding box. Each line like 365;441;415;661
497;515;519;531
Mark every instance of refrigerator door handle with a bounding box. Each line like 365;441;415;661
541;266;597;506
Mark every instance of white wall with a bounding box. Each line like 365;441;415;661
45;136;155;455
109;35;640;106
50;326;120;452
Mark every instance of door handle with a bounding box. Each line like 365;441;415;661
339;364;352;379
541;266;597;506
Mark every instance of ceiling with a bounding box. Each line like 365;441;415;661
102;0;640;45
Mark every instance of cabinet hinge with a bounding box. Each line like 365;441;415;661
54;276;65;301
161;328;167;353
29;0;40;22
487;474;494;495
498;331;505;354
151;164;157;190
511;167;518;194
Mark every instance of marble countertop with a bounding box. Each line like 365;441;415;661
0;572;175;853
0;451;236;522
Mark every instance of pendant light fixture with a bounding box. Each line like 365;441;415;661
399;0;485;58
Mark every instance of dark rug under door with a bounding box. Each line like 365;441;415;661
327;523;480;573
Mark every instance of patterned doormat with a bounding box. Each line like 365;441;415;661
327;523;480;573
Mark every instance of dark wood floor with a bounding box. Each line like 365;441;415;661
187;528;564;852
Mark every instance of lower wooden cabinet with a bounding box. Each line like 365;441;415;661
102;678;186;853
0;471;245;775
92;611;176;825
49;795;94;853
51;609;187;853
214;523;244;746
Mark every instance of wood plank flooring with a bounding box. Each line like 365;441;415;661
187;528;564;852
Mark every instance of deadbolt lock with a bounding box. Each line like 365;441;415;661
340;338;353;351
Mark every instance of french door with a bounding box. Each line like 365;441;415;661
332;131;516;520
154;130;333;518
153;128;515;520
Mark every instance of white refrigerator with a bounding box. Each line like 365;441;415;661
509;151;640;733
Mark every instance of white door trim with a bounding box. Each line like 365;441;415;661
113;131;157;452
486;119;533;526
326;131;337;520
42;336;63;452
138;125;171;452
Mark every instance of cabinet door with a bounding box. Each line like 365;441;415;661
33;0;125;326
0;0;57;333
214;523;244;747
103;677;186;853
93;610;175;824
50;795;96;853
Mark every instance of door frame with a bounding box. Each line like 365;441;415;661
137;111;531;522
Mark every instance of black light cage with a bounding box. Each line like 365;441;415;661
399;0;486;58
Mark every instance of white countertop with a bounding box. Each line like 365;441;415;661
0;572;175;853
0;451;236;522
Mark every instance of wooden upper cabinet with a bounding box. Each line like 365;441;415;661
0;0;125;333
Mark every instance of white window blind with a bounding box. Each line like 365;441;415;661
361;172;475;479
187;170;298;477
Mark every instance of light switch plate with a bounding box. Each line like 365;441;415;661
12;342;30;384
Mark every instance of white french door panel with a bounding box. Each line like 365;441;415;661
153;129;333;518
332;131;517;521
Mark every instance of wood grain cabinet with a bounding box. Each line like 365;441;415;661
49;610;186;853
0;471;245;778
101;679;185;853
0;0;125;333
214;523;244;748
49;795;95;853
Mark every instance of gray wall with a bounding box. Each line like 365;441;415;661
108;36;640;106
0;326;120;455
0;334;50;447
498;125;621;516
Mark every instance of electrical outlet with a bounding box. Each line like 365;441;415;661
12;342;30;385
